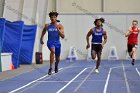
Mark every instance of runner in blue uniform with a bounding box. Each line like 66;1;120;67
40;12;65;75
86;18;107;73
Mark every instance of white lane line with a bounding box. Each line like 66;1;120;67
8;68;63;93
103;68;112;93
15;65;87;93
9;62;78;93
122;62;131;93
136;68;140;77
56;68;87;93
74;67;95;92
111;65;140;69
19;67;92;93
37;79;140;83
36;81;70;83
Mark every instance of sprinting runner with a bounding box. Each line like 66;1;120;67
40;11;65;75
125;20;140;65
86;18;107;73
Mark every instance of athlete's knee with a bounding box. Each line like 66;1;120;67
56;59;60;62
91;50;96;59
50;49;55;54
128;52;131;56
55;56;60;62
92;56;96;60
132;48;136;53
91;54;96;59
97;57;101;62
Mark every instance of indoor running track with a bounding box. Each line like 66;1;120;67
0;60;140;93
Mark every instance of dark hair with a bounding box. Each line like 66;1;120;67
49;11;59;17
94;18;105;26
133;20;138;24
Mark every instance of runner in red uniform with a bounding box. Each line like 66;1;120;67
125;20;140;65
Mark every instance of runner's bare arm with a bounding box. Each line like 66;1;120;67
138;28;140;32
102;31;107;46
55;24;65;38
40;24;48;44
125;27;132;37
86;28;94;49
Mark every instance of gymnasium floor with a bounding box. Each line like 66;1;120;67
0;60;140;93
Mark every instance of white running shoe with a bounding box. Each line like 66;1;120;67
95;69;99;73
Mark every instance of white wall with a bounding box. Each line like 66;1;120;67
42;14;140;60
0;0;5;17
3;0;23;21
56;0;102;13
105;0;140;13
57;0;140;13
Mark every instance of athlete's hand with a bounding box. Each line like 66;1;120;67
40;39;44;45
125;27;132;37
86;43;90;49
54;23;60;30
101;43;104;48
